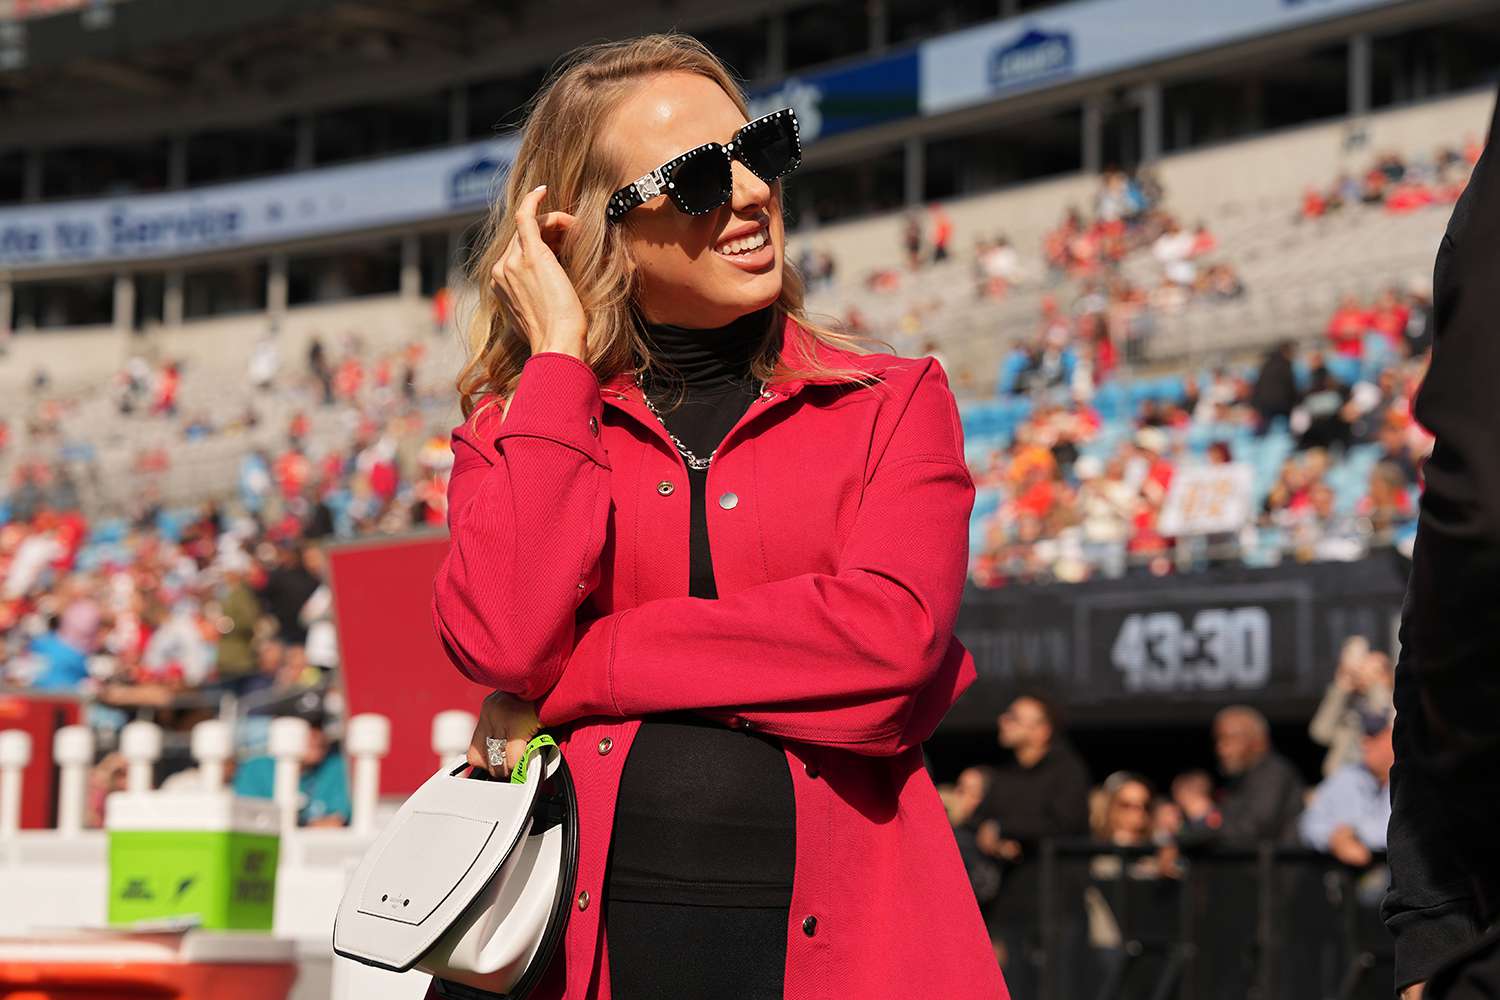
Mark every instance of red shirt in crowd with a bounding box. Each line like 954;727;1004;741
1327;303;1371;357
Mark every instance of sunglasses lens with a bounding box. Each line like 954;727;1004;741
668;149;733;214
738;114;801;182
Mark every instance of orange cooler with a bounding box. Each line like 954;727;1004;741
0;928;297;1000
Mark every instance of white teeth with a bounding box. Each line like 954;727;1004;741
715;228;768;255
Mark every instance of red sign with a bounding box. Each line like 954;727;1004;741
326;529;486;795
0;693;81;828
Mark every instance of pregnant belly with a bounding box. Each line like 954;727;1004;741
606;710;796;906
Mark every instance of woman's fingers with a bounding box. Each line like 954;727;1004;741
467;735;499;778
507;736;530;780
466;743;488;775
513;185;549;255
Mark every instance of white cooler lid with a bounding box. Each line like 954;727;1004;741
105;790;280;835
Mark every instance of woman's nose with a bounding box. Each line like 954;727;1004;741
729;159;773;213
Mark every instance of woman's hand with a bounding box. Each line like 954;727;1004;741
466;690;543;779
492;184;586;358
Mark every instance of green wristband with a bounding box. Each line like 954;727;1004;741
509;733;558;785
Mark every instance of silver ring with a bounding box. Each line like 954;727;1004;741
485;736;506;771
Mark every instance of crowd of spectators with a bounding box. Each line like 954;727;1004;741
942;641;1398;998
966;273;1436;586
1299;138;1481;221
0;318;462;824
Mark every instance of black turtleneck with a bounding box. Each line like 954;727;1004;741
634;303;775;597
604;303;797;931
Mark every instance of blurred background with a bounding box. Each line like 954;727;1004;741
0;0;1495;998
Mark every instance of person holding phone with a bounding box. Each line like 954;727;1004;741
430;31;1006;1000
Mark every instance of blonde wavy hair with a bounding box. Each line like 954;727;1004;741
454;31;894;426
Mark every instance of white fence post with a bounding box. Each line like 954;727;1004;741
190;719;233;791
120;720;163;793
345;714;390;836
53;725;94;836
431;710;476;769
0;730;31;837
268;716;310;832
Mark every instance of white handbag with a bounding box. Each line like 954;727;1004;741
332;736;577;999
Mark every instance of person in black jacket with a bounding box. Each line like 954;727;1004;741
1176;705;1305;849
1250;340;1301;433
1381;87;1500;1000
970;693;1092;999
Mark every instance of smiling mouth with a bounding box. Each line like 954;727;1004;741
713;224;770;257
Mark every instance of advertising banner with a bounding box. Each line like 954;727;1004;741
920;0;1402;115
748;48;921;146
0;136;517;270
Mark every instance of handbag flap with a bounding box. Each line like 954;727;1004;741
333;759;542;972
355;810;498;926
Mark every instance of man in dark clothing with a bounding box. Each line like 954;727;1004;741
1382;88;1500;1000
257;540;320;647
1402;286;1434;359
969;693;1092;1000
1177;705;1306;848
1173;706;1307;1000
1250;340;1301;433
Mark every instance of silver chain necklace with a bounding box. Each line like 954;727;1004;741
638;371;770;471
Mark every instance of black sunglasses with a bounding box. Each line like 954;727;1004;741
606;107;801;224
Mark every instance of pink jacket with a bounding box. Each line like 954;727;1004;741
430;313;1009;1000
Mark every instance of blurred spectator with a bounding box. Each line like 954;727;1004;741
970;694;1092;996
1177;706;1305;847
307;335;334;406
249;327;281;392
1084;773;1176;980
1291;366;1355;453
1250;341;1300;432
210;546;263;696
1309;637;1395;776
1299;715;1394;866
902;211;923;270
259;541;321;647
232;702;350;827
431;285;451;335
944;767;1002;917
1403;280;1434;357
929;202;953;264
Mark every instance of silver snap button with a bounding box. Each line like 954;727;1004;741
577;890;590;911
718;491;738;510
598;736;612;755
759;388;775;400
656;480;675;496
588;415;599;436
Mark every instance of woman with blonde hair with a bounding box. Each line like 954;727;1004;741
431;31;1006;999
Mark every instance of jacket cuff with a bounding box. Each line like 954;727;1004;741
1388;898;1481;991
492;351;609;468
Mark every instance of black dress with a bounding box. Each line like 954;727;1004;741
603;304;797;1000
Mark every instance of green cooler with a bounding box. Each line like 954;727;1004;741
105;790;281;931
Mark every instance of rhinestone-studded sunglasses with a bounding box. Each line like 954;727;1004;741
606;107;801;224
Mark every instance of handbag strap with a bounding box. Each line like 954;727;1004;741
508;733;558;785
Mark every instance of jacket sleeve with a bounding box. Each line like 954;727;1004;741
430;351;614;701
534;357;977;756
1380;88;1500;992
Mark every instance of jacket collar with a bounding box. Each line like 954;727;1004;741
598;310;894;461
600;310;886;402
